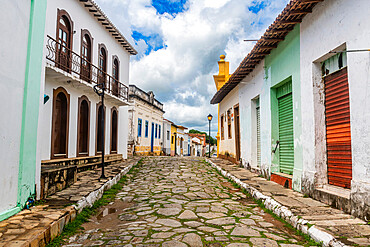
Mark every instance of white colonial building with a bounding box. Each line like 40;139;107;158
36;0;136;197
162;119;172;155
127;85;164;155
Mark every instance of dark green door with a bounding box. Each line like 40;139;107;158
278;93;294;174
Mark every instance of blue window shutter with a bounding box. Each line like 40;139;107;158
159;125;161;139
138;119;142;137
155;124;158;138
145;120;149;137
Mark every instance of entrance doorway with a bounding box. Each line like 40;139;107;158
96;103;105;154
77;96;90;156
110;108;118;154
324;68;352;188
51;87;70;159
234;105;241;162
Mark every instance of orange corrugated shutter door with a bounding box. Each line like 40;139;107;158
324;68;352;188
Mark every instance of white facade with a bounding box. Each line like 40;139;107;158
239;62;266;172
218;86;239;158
183;133;190;156
127;86;164;155
0;0;32;215
299;0;370;216
36;0;135;197
175;127;186;156
191;137;202;157
162;119;172;155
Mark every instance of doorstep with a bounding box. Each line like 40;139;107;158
313;184;351;214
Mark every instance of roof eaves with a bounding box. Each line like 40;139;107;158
210;0;324;104
80;0;138;55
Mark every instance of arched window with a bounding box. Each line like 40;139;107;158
80;30;93;82
77;96;90;156
51;87;70;159
98;44;107;86
56;10;73;72
96;102;106;154
111;107;118;153
112;56;120;96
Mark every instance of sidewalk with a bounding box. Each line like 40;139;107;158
206;158;370;247
0;157;141;247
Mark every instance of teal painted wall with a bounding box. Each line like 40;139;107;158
263;24;302;191
0;0;47;221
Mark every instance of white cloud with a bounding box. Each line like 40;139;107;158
95;0;289;135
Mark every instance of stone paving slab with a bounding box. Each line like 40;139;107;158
64;157;319;247
0;157;141;246
207;158;370;247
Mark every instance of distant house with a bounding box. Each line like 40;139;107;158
191;137;203;157
162;119;172;155
188;133;207;156
127;85;164;156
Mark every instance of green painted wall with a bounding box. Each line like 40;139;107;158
263;24;303;191
0;0;47;222
18;0;47;207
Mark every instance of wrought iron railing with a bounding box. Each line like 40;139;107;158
46;35;128;101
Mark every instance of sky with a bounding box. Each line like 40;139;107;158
95;0;290;137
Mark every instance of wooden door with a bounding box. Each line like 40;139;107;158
51;89;69;159
57;17;71;72
96;104;105;154
77;98;89;156
111;109;118;153
81;34;91;82
234;105;241;162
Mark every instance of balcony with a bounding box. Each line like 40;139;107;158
45;35;128;102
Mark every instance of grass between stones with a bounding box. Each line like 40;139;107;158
203;159;321;247
47;158;144;247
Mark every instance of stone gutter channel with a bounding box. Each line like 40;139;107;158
205;158;348;247
0;158;140;247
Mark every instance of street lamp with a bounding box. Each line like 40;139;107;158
207;114;213;158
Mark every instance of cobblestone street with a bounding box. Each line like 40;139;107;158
65;157;315;247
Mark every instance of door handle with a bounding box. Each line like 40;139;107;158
272;140;280;153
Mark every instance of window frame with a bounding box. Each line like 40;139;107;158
138;118;142;137
145;120;149;138
80;29;93;82
227;109;232;139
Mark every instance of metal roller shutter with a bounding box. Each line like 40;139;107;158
256;103;261;167
324;67;352;188
278;93;294;174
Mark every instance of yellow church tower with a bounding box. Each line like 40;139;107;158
213;55;230;157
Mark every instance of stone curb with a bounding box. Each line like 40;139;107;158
74;162;136;212
14;159;139;247
205;158;348;247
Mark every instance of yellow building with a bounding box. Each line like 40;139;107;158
170;124;177;156
212;55;233;159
